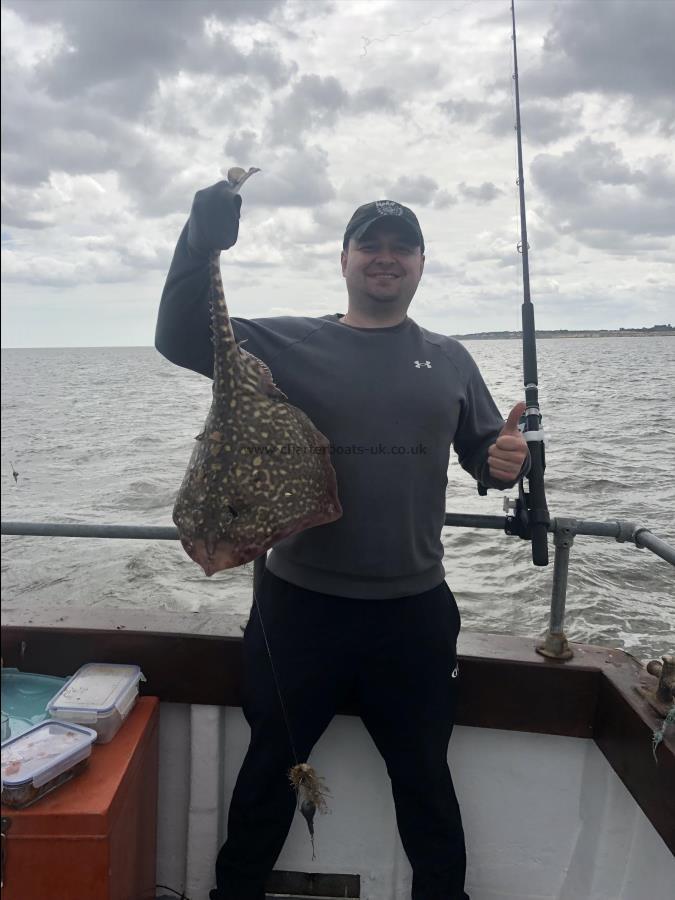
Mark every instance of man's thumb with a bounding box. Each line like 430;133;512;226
500;401;527;435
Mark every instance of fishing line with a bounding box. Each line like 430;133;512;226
250;577;299;767
359;0;474;58
247;558;329;860
507;14;526;335
155;884;189;900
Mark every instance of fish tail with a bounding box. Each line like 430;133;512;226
208;251;238;390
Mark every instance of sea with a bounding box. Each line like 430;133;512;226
1;336;674;660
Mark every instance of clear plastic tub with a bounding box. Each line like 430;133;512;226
1;720;97;809
47;663;145;744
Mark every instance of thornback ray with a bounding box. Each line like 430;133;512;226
173;206;342;576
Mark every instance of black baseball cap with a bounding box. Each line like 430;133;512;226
343;200;425;252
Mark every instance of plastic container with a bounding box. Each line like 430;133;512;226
1;668;68;739
1;720;97;809
47;663;145;744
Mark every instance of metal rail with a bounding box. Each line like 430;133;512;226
3;516;673;565
0;522;178;540
2;515;674;662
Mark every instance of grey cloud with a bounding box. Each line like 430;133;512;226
310;205;352;244
539;0;675;97
265;75;403;150
433;190;457;210
267;74;348;145
384;175;456;211
3;118;127;186
313;206;350;230
283;0;335;24
1;247;139;287
350;86;398;114
359;56;441;95
272;78;404;145
0;74;192;220
3;0;290;118
557;228;670;255
265;59;435;149
458;182;503;204
205;80;263;124
1;134;52;187
225;130;261;162
488;102;581;145
197;39;296;91
1;209;52;230
439;96;580;146
1;74;187;216
528;0;675;133
2;45;274;217
622;98;674;138
637;156;675;201
421;259;463;278
532;138;642;202
531;139;675;247
151;96;203;140
118;153;191;219
386;175;440;206
243;148;336;207
437;99;486;123
465;245;517;269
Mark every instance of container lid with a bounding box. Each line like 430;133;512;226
1;720;97;788
47;663;144;718
1;668;69;738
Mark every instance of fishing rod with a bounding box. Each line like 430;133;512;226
509;0;550;566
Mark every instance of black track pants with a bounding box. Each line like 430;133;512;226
214;569;469;900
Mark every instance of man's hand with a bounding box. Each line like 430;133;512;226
188;181;243;255
488;401;528;482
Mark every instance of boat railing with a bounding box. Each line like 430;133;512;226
2;512;674;665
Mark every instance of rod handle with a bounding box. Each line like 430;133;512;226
532;524;549;566
527;438;550;566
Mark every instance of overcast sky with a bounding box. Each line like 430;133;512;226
1;0;674;347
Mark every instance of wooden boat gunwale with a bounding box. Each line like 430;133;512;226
2;604;673;856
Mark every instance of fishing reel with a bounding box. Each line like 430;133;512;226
503;481;533;541
477;473;534;539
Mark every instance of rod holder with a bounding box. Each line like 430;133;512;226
536;519;576;660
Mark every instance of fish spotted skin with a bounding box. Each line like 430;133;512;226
173;251;342;575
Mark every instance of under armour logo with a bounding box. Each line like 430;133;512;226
414;360;432;368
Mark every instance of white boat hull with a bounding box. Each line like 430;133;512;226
156;703;675;900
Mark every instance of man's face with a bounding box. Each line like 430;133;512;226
340;221;425;306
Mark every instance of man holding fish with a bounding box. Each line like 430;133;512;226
156;172;528;900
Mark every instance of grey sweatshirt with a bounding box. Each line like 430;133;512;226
156;220;523;598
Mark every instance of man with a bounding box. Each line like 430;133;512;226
155;181;529;900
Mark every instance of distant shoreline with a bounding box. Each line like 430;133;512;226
1;328;673;351
453;328;674;341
